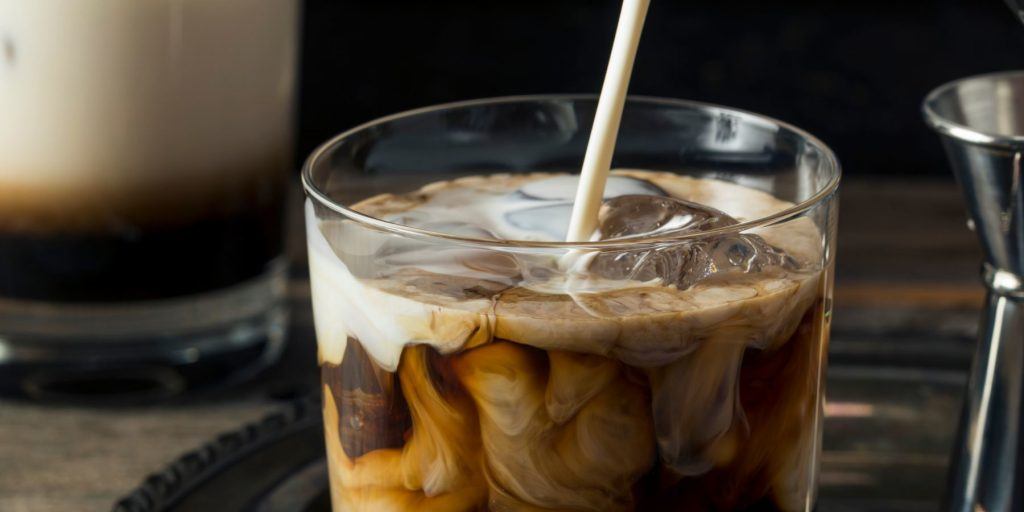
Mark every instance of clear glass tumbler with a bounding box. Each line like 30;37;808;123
303;96;839;511
0;0;299;399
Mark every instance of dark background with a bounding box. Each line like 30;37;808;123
296;0;1024;178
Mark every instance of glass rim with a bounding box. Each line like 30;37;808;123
923;69;1024;147
302;94;842;250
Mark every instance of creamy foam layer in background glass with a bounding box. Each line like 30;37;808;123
308;170;828;511
0;0;297;230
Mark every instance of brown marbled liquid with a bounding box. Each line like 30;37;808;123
320;298;827;511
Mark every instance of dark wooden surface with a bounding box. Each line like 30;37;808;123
0;177;984;511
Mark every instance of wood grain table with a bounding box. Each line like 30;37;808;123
0;177;986;511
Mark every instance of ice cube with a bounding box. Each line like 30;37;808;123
589;195;796;289
596;195;735;240
503;176;669;241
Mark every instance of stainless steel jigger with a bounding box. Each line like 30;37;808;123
925;71;1024;512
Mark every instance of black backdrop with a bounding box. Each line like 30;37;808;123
297;0;1024;177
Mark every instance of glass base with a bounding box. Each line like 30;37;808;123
0;262;288;402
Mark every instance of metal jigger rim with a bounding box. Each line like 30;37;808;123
923;70;1024;148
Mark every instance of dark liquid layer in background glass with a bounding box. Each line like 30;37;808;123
0;175;286;303
321;301;825;511
0;209;284;302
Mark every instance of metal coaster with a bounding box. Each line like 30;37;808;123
112;400;329;512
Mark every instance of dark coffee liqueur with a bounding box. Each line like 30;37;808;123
309;171;828;511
